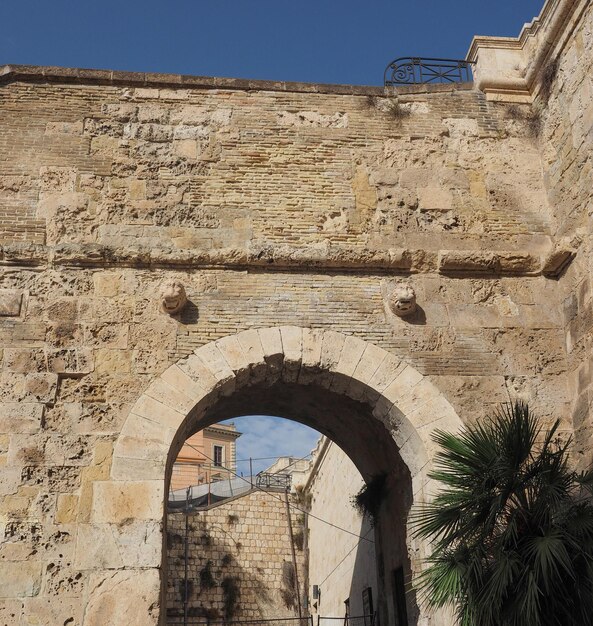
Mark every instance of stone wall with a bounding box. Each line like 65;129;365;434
468;0;593;461
167;489;306;621
536;0;593;467
0;0;591;622
305;438;377;620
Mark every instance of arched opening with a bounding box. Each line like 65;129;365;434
164;385;415;625
102;327;463;626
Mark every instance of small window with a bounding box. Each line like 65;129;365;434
213;445;224;467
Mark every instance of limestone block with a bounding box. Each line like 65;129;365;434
46;348;94;375
3;348;46;374
439;250;539;275
0;467;22;496
24;373;58;404
236;328;267;384
194;343;236;396
56;493;79;524
129;394;185;431
298;328;324;384
143;378;196;417
75;520;161;569
417;186;453;211
0;599;23;624
111;456;167;482
316;330;347;389
215;335;250;386
345;342;387;401
113;432;170;467
91;480;163;524
95;349;131;375
279;326;303;383
23;596;84;626
329;335;367;394
541;246;576;277
0;289;23;316
365;353;405;400
0;561;42;597
374;365;424;420
439;250;500;273
393;377;446;417
257;327;284;377
0;403;44;434
160;363;208;401
178;354;218;390
83;569;160;626
93;271;122;297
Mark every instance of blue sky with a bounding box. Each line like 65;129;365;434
3;0;544;86
222;416;320;475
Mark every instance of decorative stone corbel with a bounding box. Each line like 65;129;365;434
159;280;188;315
389;283;417;317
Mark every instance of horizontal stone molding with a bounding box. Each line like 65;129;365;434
0;241;565;277
0;63;474;97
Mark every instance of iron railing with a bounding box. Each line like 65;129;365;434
256;471;292;490
384;57;473;86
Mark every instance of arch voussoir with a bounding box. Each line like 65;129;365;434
235;328;268;384
193;343;236;397
279;325;304;383
108;326;464;626
298;328;325;385
345;341;388;401
256;326;284;380
328;334;367;394
214;334;253;387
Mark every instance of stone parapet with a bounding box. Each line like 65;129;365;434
467;0;590;101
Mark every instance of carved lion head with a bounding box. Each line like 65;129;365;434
159;280;187;315
389;284;417;317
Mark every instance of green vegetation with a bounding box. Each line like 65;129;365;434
413;401;593;626
351;473;388;526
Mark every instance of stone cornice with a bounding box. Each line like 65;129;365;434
0;63;473;97
204;425;241;439
466;0;588;101
0;241;571;278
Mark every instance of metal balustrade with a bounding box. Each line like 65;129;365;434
384;57;473;86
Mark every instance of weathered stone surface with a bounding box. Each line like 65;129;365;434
83;569;160;626
0;289;23;316
0;561;42;597
0;1;592;623
91;480;163;524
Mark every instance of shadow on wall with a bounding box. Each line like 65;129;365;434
166;497;305;622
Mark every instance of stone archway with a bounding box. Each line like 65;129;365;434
86;327;462;625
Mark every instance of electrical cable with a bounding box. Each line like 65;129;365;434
179;440;374;544
318;527;375;588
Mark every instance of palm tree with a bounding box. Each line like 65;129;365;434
413;401;593;626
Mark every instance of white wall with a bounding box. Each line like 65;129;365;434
306;438;377;619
